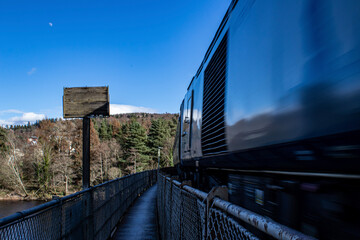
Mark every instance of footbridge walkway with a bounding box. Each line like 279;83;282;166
0;169;314;240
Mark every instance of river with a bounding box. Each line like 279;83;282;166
0;200;46;219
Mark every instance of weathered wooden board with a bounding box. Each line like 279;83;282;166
63;87;109;118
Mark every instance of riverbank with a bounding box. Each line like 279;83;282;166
0;195;45;201
0;190;60;201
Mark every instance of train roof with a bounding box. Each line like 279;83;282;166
187;0;238;91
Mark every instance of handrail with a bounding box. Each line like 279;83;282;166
0;170;157;240
213;197;315;240
159;171;316;240
0;199;60;226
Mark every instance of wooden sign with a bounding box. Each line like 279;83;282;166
63;87;109;118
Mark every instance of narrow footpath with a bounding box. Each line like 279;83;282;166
112;184;159;240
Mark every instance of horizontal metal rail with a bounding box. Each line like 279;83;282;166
158;172;316;240
213;198;315;240
0;170;157;240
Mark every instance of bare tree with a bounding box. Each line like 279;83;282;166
6;130;28;196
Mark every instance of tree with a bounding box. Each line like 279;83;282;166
147;119;170;167
0;127;8;155
0;113;178;197
34;144;52;192
4;130;28;196
99;119;111;140
109;117;121;138
124;120;148;154
122;119;150;173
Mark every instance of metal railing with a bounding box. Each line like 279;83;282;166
0;170;156;240
157;172;316;240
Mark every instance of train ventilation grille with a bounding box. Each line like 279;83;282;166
201;33;228;156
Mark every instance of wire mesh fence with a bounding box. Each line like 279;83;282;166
157;171;315;240
0;170;156;240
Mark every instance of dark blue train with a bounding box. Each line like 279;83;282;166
173;0;360;239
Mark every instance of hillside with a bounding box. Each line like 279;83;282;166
0;113;178;199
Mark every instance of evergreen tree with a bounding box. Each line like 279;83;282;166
92;119;99;132
147;118;170;167
0;127;8;155
117;123;130;147
115;126;124;144
107;123;113;138
148;119;168;150
125;119;148;154
123;119;150;173
99;119;111;140
35;144;52;192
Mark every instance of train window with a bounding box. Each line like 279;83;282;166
186;96;192;146
187;98;191;120
188;90;194;149
180;99;184;134
180;100;185;157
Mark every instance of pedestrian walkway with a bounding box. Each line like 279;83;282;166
112;184;159;240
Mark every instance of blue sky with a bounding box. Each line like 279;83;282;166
0;0;231;126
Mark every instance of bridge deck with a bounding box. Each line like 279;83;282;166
112;184;159;240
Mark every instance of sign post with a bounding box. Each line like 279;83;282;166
82;117;90;189
63;86;109;189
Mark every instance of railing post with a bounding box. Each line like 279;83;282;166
59;198;63;240
82;117;90;190
203;186;228;239
88;187;94;240
169;177;177;239
163;176;167;239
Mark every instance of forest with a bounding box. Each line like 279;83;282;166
0;113;178;199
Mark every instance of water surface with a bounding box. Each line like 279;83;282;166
0;200;45;219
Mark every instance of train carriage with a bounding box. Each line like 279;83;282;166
174;0;360;239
